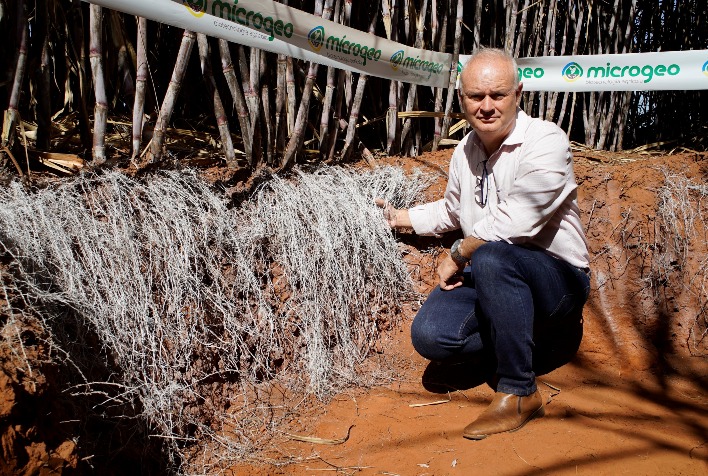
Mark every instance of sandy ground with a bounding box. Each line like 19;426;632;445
243;327;707;476
230;149;708;476
2;149;707;475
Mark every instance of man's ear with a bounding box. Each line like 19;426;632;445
515;82;524;106
458;90;466;111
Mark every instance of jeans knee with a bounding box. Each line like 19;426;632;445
470;242;513;278
410;316;438;360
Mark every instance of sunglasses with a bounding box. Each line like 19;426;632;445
475;159;489;207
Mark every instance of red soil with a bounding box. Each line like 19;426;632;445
233;149;708;475
2;149;707;475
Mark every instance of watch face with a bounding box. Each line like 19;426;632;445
451;239;461;254
451;239;465;263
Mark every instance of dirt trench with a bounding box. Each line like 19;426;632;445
1;150;707;475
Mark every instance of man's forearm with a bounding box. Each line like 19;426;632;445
458;236;487;261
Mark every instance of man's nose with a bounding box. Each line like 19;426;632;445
480;95;494;111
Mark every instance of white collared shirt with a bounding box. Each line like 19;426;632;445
409;109;590;269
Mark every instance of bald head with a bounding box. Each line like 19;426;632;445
457;47;523;154
460;48;519;91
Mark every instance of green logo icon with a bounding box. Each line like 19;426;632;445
562;62;583;82
390;50;405;71
183;0;206;17
308;26;325;52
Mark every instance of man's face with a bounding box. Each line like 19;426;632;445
459;57;522;151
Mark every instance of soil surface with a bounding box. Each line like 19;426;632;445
232;149;708;475
2;148;708;475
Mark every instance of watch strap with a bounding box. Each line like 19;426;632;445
450;238;468;264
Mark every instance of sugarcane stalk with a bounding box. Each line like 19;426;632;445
319;0;340;154
145;29;196;165
131;16;147;160
382;0;392;39
319;65;336;152
109;11;135;101
440;0;462;142
342;1;353;109
89;4;107;164
238;45;262;166
327;66;346;162
281;0;327;168
431;0;438;53
260;50;274;165
513;0;531;58
473;0;482;50
538;0;557;121
69;0;93;152
281;67;319;168
275;52;288;154
547;2;569;125
218;39;252;163
400;0;429;153
36;0;52;151
614;92;631;151
197;33;236;166
567;91;577;138
2;0;28;150
524;3;544;117
339;73;367;162
326;0;348;162
431;0;446;152
597;0;637;150
556;1;583;129
403;0;411;40
285;56;296;137
344;0;353;28
340;4;378;161
504;0;515;53
385;0;400;155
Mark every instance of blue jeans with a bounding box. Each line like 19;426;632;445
411;241;590;396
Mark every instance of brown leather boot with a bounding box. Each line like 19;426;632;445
462;389;544;440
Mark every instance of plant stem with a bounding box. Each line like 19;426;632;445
89;5;108;164
146;29;195;166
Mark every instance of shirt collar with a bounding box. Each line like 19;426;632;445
503;108;528;147
470;108;528;153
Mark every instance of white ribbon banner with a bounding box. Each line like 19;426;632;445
509;50;708;92
83;0;454;87
83;0;708;91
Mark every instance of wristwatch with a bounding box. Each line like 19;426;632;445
450;238;468;265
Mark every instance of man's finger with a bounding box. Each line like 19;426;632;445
439;278;463;291
374;198;386;208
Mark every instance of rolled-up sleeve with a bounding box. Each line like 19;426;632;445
408;146;466;237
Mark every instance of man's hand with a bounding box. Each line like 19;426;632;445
437;236;486;290
374;198;412;229
438;255;466;290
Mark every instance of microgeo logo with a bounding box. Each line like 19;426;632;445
389;50;445;79
562;62;583;82
587;62;680;83
183;0;206;17
308;26;325;52
390;50;405;71
317;32;383;66
199;0;294;41
703;60;708;77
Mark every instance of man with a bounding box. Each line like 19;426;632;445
377;47;590;440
